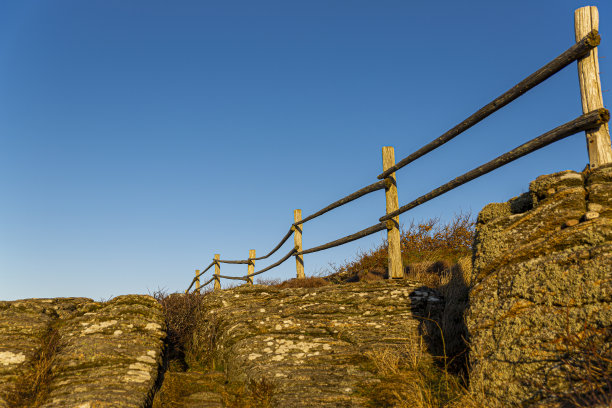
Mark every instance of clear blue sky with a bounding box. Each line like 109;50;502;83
1;1;610;300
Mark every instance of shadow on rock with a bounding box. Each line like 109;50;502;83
408;260;471;380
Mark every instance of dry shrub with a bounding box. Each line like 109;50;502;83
400;214;474;265
152;289;213;369
329;213;475;282
4;326;61;408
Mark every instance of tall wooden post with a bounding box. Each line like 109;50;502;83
382;147;403;279
213;254;221;291
247;249;255;285
294;209;305;279
195;269;200;293
575;6;612;168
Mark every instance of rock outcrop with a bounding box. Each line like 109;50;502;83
467;165;612;406
187;280;443;408
0;295;165;408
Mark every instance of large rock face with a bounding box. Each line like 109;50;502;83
467;165;612;405
0;295;165;408
195;280;442;408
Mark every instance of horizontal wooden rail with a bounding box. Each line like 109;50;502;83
217;259;250;264
217;274;249;281
378;30;601;180
380;109;609;222
202;276;215;287
294;180;388;226
249;248;298;278
186;260;215;292
210;227;293;266
207;181;387;265
296;222;388;256
186;13;607;294
199;276;215;289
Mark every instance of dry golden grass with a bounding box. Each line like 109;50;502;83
329;213;475;282
362;341;486;408
3;326;61;408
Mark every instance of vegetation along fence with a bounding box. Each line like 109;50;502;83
186;6;612;294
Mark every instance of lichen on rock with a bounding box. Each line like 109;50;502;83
0;295;165;408
467;167;612;406
194;280;442;408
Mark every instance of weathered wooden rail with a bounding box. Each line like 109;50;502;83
186;7;611;294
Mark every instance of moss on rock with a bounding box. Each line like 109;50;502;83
467;168;612;406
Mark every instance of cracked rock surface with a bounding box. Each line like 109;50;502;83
197;279;441;408
468;166;612;406
0;295;165;408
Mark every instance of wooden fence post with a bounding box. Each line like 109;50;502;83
195;269;200;293
575;6;612;168
294;209;305;279
213;254;221;291
247;249;255;285
382;146;404;279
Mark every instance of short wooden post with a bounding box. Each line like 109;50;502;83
382;146;403;279
294;209;305;279
575;6;612;168
247;249;255;285
213;254;221;291
195;269;201;293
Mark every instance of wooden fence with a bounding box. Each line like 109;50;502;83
186;6;611;294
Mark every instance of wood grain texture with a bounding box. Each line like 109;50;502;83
249;248;297;277
195;269;200;292
575;6;612;167
214;254;221;291
378;29;600;180
294;180;387;226
380;109;609;222
382;147;403;279
247;249;255;285
216;259;250;264
294;209;305;278
296;222;387;256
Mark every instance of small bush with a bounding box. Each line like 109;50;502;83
152;289;212;369
328;213;475;282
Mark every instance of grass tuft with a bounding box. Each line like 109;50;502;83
4;325;61;408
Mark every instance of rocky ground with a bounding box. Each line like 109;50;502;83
0;282;445;408
0;295;165;408
468;165;612;406
152;279;445;408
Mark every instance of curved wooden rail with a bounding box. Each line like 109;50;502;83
186;16;610;293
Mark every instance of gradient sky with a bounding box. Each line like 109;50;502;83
1;0;610;301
